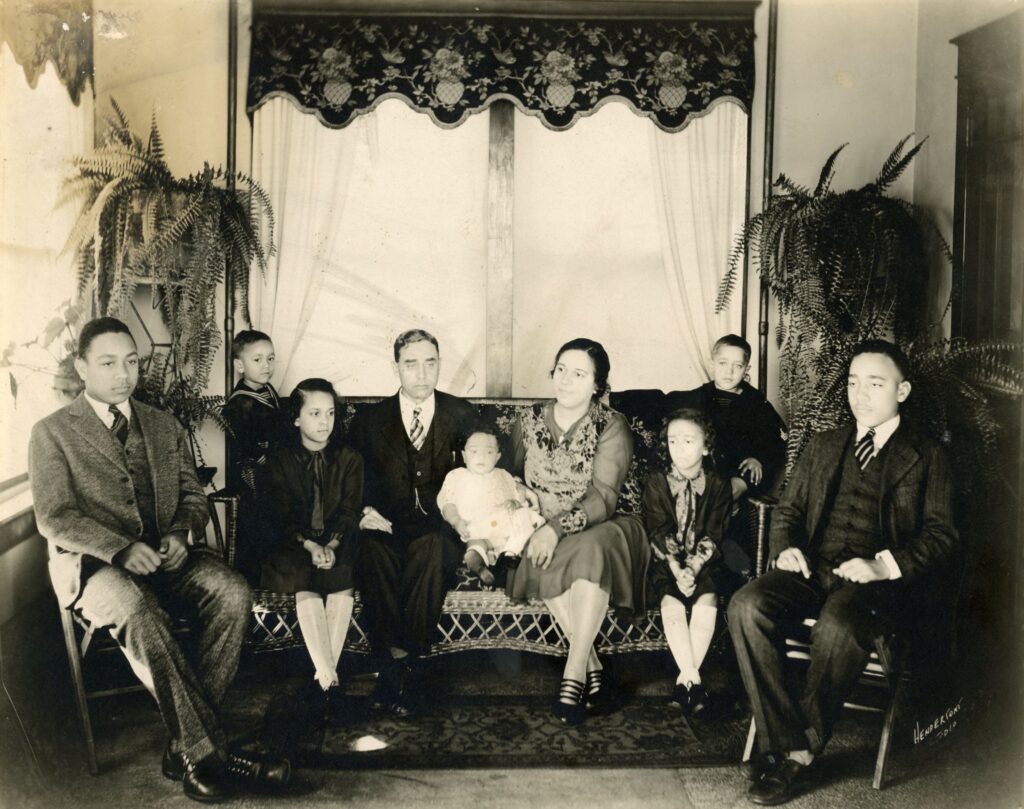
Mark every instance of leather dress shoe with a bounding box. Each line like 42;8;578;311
747;758;814;806
162;743;186;781
371;662;413;717
183;758;233;803
739;751;782;782
225;748;292;790
687;683;710;717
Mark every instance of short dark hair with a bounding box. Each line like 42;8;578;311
550;337;611;399
657;408;715;474
287;378;343;446
712;334;751;365
393;329;439;362
78;317;134;358
850;339;911;382
232;329;273;359
459;422;502;451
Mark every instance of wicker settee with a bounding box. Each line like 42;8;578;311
210;391;767;658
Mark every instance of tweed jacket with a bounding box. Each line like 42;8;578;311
768;422;958;583
349;390;476;526
29;394;209;608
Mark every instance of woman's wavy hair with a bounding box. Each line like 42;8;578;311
549;337;611;400
286;377;344;448
656;408;715;474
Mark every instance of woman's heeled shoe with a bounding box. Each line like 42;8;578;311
584;669;613;712
553;678;586;726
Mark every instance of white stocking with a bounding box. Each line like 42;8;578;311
689;601;718;675
295;592;337;690
661;596;698;685
325;590;355;673
563;580;609;684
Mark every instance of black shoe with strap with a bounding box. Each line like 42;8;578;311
584;669;615;713
553;677;586;726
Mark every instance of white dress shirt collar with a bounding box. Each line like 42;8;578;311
398;389;435;436
856;414;900;455
84;392;131;429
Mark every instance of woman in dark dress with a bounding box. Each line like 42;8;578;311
263;378;363;716
643;408;732;716
506;338;650;725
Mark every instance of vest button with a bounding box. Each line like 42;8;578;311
121;477;129;484
127;498;135;506
416;471;422;477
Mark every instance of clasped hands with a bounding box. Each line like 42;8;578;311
774;547;890;583
116;530;189;575
304;540;337;569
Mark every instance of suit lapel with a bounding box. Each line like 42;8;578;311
879;425;920;493
132;400;172;525
380;394;409;464
430;395;453;464
68;394;128;471
807;426;853;537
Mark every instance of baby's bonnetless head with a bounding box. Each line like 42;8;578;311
659;408;714;477
462;428;501;475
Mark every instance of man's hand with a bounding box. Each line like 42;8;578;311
359;506;393;533
738;457;764;485
776;547;811;578
115;542;163;576
730;476;749;500
833;557;890;583
158;531;189;573
525;524;558;570
453;517;472;539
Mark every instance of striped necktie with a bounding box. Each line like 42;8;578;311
108;404;129;446
409;406;425;451
855;428;876;470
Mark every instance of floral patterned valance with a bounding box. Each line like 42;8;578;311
0;0;92;105
248;13;754;132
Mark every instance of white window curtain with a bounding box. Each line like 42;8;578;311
0;42;93;484
512;101;747;396
251;97;490;396
649;101;747;385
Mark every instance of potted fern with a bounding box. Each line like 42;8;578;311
717;135;1022;499
61;101;275;474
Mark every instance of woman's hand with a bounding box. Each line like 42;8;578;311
525;523;559;570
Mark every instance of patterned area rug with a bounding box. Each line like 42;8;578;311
264;692;749;770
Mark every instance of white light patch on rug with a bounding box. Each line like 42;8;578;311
350;735;389;752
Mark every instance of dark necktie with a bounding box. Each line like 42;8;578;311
409;406;425;450
855;427;876;470
109;404;129;446
309;450;326;532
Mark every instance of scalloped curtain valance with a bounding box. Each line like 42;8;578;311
0;0;92;105
247;11;754;132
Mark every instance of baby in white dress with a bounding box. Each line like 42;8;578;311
438;428;545;585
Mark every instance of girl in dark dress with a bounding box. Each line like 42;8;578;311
643;408;732;716
263;379;363;712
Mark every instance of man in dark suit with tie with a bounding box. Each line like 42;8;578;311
30;317;289;802
350;329;475;715
728;339;958;805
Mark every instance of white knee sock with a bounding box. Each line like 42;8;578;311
661;596;698;685
563;580;609;684
295;592;337;690
689;602;718;674
325;590;355;673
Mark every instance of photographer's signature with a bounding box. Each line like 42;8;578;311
913;697;963;745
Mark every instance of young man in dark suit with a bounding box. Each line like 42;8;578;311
350;329;476;716
30;317;289;802
728;339;958;805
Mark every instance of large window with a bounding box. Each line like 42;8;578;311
0;44;93;490
251;95;746;399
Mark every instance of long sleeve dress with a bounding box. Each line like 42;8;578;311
642;467;732;605
261;441;363;594
505;401;650;617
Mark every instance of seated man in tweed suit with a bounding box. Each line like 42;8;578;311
728;339;958;805
30;317;289;802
